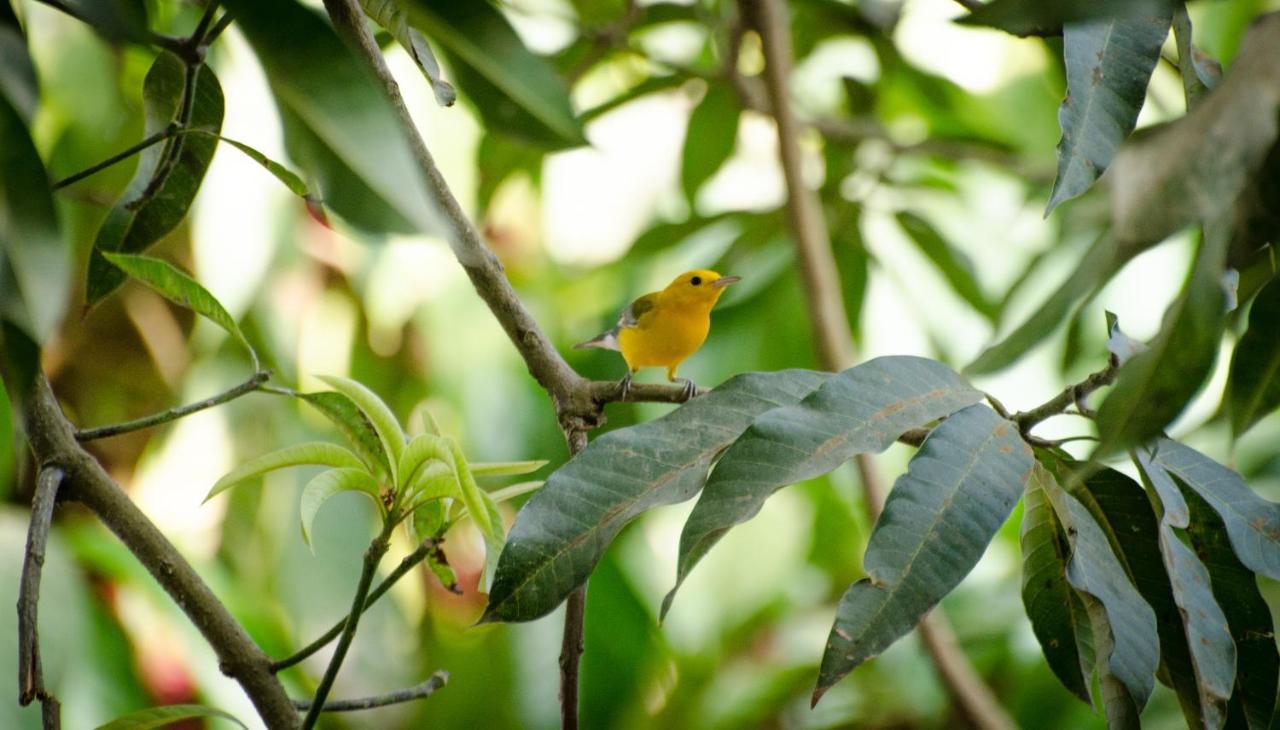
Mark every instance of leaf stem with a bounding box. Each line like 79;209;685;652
75;370;270;441
292;672;447;712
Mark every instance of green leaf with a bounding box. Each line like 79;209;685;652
470;460;548;477
204;442;366;502
0;2;37;121
101;253;257;368
300;467;382;547
1080;591;1142;729
813;404;1033;703
411;499;447;542
681;83;740;203
425;537;459;592
86;52;224;308
957;0;1176;37
446;438;495;538
222;0;440;235
205;133;312;200
1149;438;1280;582
895;211;998;321
1172;8;1210;110
1226;277;1280;436
293;390;392;477
58;0;150;46
398;433;453;491
1046;14;1170;213
95;704;247;730
1021;464;1092;703
482;369;830;623
360;0;456;106
487;480;544;503
667;356;984;617
316;375;406;482
0;87;68;343
406;0;585;148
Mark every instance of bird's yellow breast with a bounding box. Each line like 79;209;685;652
618;303;711;370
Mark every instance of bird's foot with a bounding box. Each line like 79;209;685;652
618;372;634;400
675;378;698;401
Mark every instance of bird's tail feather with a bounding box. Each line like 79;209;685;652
574;329;621;351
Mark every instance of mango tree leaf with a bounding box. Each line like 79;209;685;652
204;442;366;502
102;253;257;368
681;83;740;203
406;0;585;147
300;467;382;547
291;390;392;477
1046;14;1169;213
1105;311;1146;364
1225;277;1280;436
1021;464;1092;703
895;211;998;321
957;0;1176;37
1183;484;1280;730
316;375;406;482
222;0;441;236
813;404;1033;703
1149;438;1280;581
398;433;452;489
445;438;493;537
198;132;312;200
86;52;224;307
360;0;456;106
487;480;544;503
666;356;983;617
470;460;548;477
481;369;830;623
95;704;247;730
0;1;37;121
1080;591;1141;729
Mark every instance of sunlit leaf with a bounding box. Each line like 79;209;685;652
446;438;495;539
95;704;247;730
681;83;739;203
1104;311;1145;364
300;467;382;547
292;390;392;477
487;480;544;503
204;442;366;502
895;211;998;321
398;432;453;491
360;0;456;106
470;460;549;477
202;133;312;200
814;404;1033;704
57;0;150;46
958;0;1176;37
316;375;406;482
1225;277;1280;437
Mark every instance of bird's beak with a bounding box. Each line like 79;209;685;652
712;275;741;289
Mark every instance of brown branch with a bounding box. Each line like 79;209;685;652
18;466;64;730
1013;357;1119;434
75;370;270;441
22;375;299;728
746;1;1015;728
292;671;448;712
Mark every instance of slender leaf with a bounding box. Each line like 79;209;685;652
681;83;740;203
814;404;1033;703
300;467;382;547
102;253;257;367
205;442;366;502
581;75;686;123
411;499;447;542
316;375;406;482
0;1;37;121
293;390;392;477
398;433;452;490
360;0;456;106
1046;14;1169;213
205;133;312;199
482;369;830;623
86;52;224;307
487;480;544;503
1172;8;1210;109
958;0;1176;37
1105;311;1146;365
56;0;149;46
1080;591;1142;729
895;211;998;321
667;356;983;616
470;460;549;477
95;704;247;730
1226;277;1280;436
445;437;493;536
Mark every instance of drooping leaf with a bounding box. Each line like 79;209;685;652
411;499;447;542
1149;438;1280;581
292;390;392;477
202;133;312;200
580;75;686;123
398;433;452;490
667;356;984;616
481;369;830;623
1080;591;1142;729
469;460;548;477
222;0;441;236
487;480;544;503
300;467;382;547
895;211;998;321
446;437;493;537
359;0;456;106
681;83;740;203
1021;464;1092;703
86;52;224;307
1226;277;1280;436
405;0;585;148
102;253;257;368
1046;13;1170;213
316;375;406;482
95;704;247;730
204;442;366;502
814;404;1033;703
957;0;1176;37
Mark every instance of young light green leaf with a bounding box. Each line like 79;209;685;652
102;253;257;368
205;442;366;502
95;704;247;730
813;404;1033;704
300;467;382;547
446;437;493;537
895;211;998;322
0;2;38;121
1225;277;1280;437
291;390;392;477
681;83;740;203
1046;14;1170;213
398;432;453;491
316;375;406;482
407;462;457;504
410;499;447;542
482;369;830;623
668;356;983;616
359;0;456;106
86;52;224;307
199;132;312;199
487;480;544;503
469;460;548;477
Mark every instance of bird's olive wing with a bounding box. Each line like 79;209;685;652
618;293;657;328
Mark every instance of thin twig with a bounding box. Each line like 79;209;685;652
271;538;442;673
51;125;179;190
1013;357;1119;434
292;672;448;712
190;1;221;45
202;12;234;48
18;467;64;730
75;370;271;441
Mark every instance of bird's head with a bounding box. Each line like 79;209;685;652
662;269;740;308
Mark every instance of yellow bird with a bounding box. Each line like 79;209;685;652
575;269;740;398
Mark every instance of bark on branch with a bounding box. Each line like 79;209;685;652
17;466;63;730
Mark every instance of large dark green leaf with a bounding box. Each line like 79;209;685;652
481;369;830;623
222;0;440;236
1045;14;1170;213
58;0;149;46
1225;277;1280;437
406;0;585;148
681;83;739;203
85;52;223;307
895;211;998;322
1150;438;1280;581
1080;591;1141;729
958;0;1176;37
813;404;1032;703
666;356;983;617
0;1;36;121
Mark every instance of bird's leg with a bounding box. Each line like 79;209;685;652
667;366;698;401
618;371;634;400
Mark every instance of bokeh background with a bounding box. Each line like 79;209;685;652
4;0;1280;727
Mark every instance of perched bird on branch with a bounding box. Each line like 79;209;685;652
575;269;740;399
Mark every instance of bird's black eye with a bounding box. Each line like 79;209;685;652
691;276;702;286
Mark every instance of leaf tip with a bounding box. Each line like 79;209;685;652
810;684;829;708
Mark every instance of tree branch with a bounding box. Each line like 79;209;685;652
292;672;448;712
1013;357;1119;434
75;370;271;441
51;125;179;190
17;466;64;730
22;375;299;728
